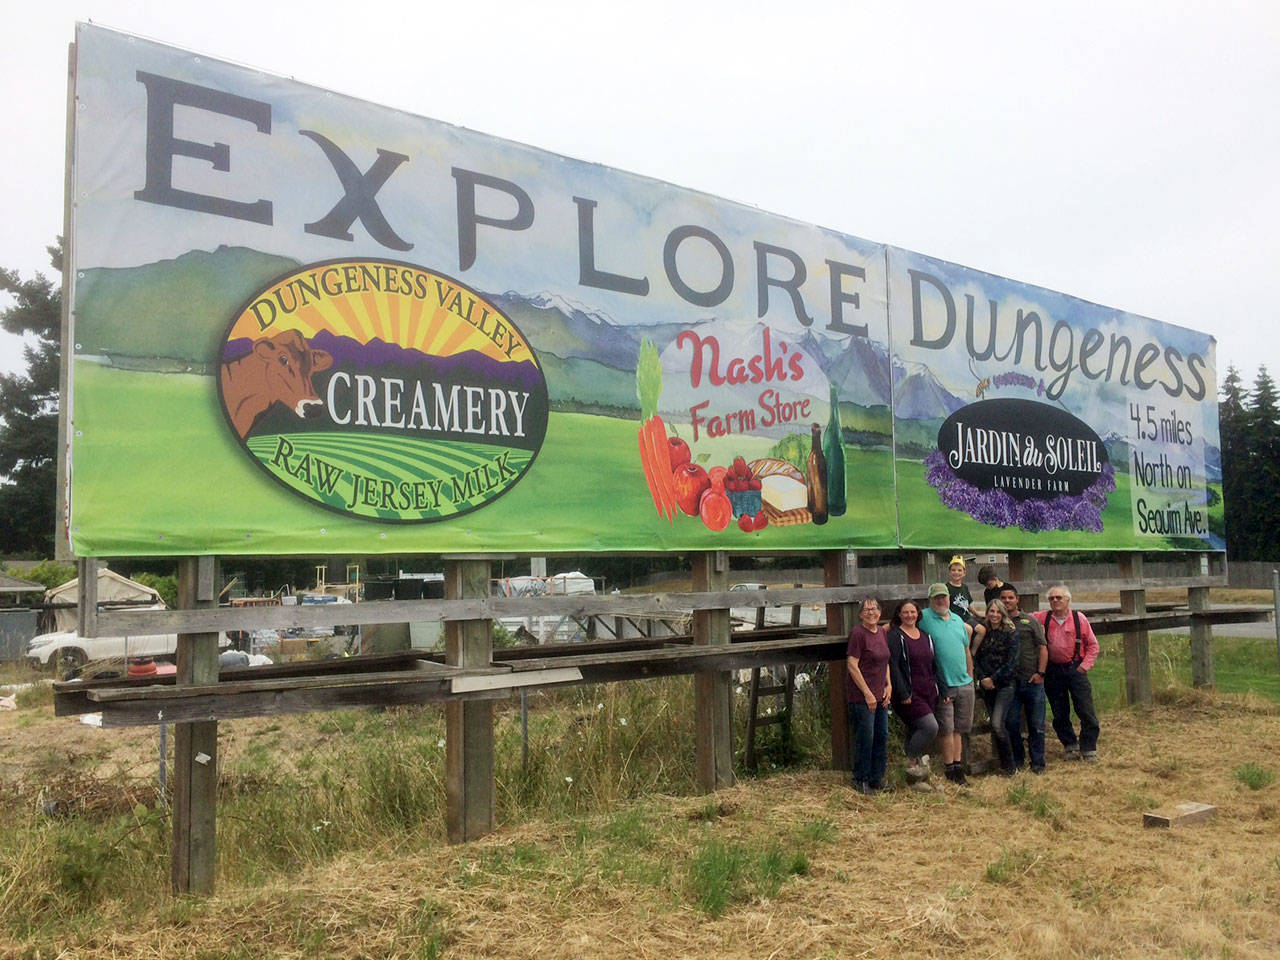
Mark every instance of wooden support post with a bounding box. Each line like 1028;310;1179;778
1119;553;1151;706
905;551;928;588
172;557;219;896
692;551;733;792
1008;550;1039;611
76;557;99;638
825;551;855;771
1188;552;1214;688
445;557;495;843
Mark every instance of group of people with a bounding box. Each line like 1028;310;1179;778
845;557;1102;794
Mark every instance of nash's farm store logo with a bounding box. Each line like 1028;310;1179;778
218;260;548;522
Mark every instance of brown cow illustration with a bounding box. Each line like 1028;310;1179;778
221;330;333;439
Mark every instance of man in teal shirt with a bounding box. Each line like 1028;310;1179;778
920;583;974;784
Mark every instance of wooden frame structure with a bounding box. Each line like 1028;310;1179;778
54;548;1268;895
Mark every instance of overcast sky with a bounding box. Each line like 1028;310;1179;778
3;0;1277;397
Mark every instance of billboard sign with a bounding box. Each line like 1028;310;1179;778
67;23;895;556
888;249;1222;550
65;24;1221;556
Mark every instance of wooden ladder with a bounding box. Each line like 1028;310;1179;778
743;587;801;772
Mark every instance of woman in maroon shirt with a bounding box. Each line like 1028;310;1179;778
847;597;891;794
887;599;939;785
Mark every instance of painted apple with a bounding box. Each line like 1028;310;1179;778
673;463;711;516
700;486;733;532
667;437;691;470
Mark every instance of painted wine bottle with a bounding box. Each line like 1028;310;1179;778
806;422;829;525
824;384;847;517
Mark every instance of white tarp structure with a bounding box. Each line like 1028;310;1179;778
45;568;165;632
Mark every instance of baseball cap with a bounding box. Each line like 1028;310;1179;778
928;582;949;598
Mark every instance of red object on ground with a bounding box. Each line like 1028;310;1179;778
128;659;157;677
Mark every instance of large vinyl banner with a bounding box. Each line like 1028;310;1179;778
888;249;1223;551
68;24;897;556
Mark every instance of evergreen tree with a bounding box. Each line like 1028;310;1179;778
0;241;61;556
1218;365;1250;557
1246;366;1280;559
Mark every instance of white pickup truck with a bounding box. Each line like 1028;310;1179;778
26;629;229;673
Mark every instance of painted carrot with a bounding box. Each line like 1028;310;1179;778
649;416;678;522
638;425;665;518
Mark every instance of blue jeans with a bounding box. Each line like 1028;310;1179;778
1006;678;1047;770
848;701;889;787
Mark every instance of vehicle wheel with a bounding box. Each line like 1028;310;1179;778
56;647;87;679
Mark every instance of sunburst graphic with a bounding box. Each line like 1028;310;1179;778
226;260;531;364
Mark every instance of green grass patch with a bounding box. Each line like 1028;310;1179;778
1090;634;1280;711
686;838;808;916
984;847;1038;884
1234;763;1275;790
1006;780;1062;821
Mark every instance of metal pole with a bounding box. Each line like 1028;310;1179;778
158;723;168;802
1272;569;1280;675
520;688;529;772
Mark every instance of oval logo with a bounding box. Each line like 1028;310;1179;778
937;399;1104;500
218;259;548;522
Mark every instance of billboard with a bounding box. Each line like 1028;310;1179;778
889;249;1222;550
65;24;1221;556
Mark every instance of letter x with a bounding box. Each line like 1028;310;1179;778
300;130;413;250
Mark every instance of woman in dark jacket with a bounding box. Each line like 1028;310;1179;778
887;599;939;784
971;598;1019;776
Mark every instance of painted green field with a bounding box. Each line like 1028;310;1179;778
894;457;1224;551
70;363;897;555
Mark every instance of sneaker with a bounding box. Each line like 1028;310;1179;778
1064;744;1081;760
1082;751;1098;763
852;781;874;796
905;762;928;782
920;755;932;772
909;779;934;793
1031;765;1045;775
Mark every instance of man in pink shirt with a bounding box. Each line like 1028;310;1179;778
1032;584;1100;762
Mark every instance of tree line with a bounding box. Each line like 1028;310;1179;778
2;242;1278;561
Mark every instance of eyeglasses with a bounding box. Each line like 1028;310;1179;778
1048;595;1067;601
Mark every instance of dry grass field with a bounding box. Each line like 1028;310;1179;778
1;667;1279;959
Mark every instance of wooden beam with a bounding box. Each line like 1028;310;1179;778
89;575;1230;637
171;556;219;897
693;552;733;793
1188;553;1213;688
1118;553;1151;706
65;635;846;726
445;557;495;843
825;552;854;772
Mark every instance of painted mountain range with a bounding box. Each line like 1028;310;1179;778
224;331;546;393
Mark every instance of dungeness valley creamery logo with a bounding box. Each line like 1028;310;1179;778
218;260;548;522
